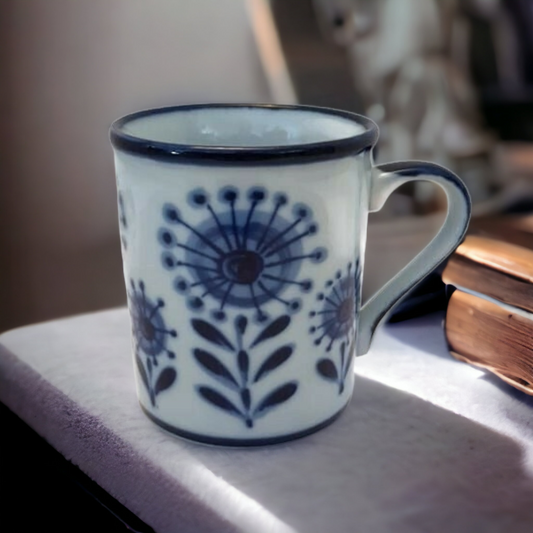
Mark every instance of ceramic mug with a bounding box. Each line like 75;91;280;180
110;104;470;446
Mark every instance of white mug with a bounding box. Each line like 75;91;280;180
110;104;470;446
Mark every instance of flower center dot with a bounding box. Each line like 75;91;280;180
337;297;354;323
141;317;156;340
221;250;264;284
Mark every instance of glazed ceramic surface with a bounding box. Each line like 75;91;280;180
111;104;470;445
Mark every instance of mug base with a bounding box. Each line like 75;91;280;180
140;402;349;447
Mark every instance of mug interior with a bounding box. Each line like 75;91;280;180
120;106;367;147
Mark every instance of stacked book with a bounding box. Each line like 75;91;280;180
442;216;533;394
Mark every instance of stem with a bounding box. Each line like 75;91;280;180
236;346;253;425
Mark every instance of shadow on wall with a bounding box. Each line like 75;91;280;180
0;0;270;332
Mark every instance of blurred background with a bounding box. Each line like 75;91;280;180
1;0;533;333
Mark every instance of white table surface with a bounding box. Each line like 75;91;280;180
1;309;533;533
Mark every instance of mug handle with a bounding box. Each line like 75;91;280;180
357;161;471;355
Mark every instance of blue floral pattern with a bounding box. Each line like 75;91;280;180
118;191;128;250
158;187;326;322
191;314;297;428
128;279;178;406
310;261;360;393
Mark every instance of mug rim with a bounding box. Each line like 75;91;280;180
110;103;379;166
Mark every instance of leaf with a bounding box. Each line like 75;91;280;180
237;350;249;380
343;341;356;379
250;315;291;348
316;359;338;381
194;349;239;389
340;342;346;370
155;367;177;395
192;319;235;351
253;382;298;417
135;354;150;393
197;386;243;418
253;345;293;383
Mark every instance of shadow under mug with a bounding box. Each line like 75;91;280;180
110;104;471;446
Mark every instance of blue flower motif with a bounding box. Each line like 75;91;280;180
118;191;128;250
128;279;177;363
158;187;326;322
310;261;360;350
127;279;179;407
310;261;361;393
118;192;127;229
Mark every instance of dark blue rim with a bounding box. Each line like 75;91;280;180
140;402;348;447
110;104;378;166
